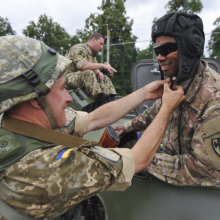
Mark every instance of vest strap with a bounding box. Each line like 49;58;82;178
2;115;99;148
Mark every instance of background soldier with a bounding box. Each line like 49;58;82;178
114;12;220;186
65;33;117;106
0;35;184;219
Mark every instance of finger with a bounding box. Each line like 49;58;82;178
166;78;171;83
118;130;124;137
172;84;181;91
113;126;118;131
110;67;117;72
163;83;171;92
176;85;184;93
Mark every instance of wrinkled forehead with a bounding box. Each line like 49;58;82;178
155;36;176;46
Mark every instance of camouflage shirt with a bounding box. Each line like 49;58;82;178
124;60;220;186
0;108;135;219
65;43;98;72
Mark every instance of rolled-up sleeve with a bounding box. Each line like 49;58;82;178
62;108;89;138
106;148;135;191
74;111;89;137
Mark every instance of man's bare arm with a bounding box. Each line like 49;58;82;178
87;79;170;132
131;84;185;173
82;62;117;73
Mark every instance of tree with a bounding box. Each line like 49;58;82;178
0;16;11;36
165;0;203;14
137;41;154;60
76;0;138;96
23;14;80;51
137;17;158;61
207;17;220;60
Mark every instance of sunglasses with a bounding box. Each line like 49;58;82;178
153;41;178;57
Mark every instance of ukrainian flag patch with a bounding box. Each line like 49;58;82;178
56;149;73;160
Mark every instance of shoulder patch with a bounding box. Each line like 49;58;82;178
56;149;73;160
212;138;220;156
65;108;76;127
78;45;83;48
91;146;120;162
76;54;84;61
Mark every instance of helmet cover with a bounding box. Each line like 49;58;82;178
0;36;71;114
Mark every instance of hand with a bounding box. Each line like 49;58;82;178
97;72;105;81
113;125;126;137
145;79;171;100
103;62;117;73
161;83;185;112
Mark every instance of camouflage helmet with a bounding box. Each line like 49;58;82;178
0;36;71;114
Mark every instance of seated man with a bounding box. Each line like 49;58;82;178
115;12;220;186
0;35;184;219
65;33;117;106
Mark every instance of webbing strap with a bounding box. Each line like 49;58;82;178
2;115;99;148
0;199;42;220
37;96;58;130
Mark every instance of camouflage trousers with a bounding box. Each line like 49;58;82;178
65;70;117;98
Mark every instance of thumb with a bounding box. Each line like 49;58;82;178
164;83;171;92
158;79;170;86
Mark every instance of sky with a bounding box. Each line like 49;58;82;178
1;0;220;56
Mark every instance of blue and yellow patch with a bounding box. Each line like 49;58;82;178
78;45;83;48
56;149;73;160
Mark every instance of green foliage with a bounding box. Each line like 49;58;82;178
165;0;203;14
23;14;80;51
137;41;154;60
77;0;138;96
0;16;11;36
137;18;157;61
207;17;220;60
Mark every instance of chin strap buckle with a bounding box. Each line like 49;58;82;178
22;68;50;96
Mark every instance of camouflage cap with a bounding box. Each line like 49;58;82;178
0;36;71;114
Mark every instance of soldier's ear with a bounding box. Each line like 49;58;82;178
92;37;96;43
29;98;42;109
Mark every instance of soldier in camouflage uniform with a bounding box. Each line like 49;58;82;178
0;36;184;219
65;33;117;106
115;12;220;187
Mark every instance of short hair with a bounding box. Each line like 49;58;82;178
89;33;104;41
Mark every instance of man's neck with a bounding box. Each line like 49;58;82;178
87;43;96;57
7;102;51;129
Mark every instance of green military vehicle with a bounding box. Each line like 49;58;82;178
67;57;220;220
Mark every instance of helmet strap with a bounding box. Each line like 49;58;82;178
36;96;58;130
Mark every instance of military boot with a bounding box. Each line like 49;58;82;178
95;93;107;106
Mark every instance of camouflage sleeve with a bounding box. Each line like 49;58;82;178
124;99;162;133
65;45;88;70
147;113;220;186
61;107;89;138
2;142;134;218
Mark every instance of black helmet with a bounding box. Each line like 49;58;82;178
151;12;205;84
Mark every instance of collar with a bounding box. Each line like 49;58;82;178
86;44;97;58
180;78;191;90
184;60;207;102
